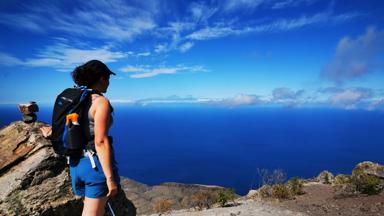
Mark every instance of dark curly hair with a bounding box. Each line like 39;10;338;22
71;60;115;87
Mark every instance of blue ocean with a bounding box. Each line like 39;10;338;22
1;105;383;195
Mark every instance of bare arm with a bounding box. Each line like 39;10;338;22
93;96;118;197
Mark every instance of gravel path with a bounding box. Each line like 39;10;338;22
145;200;306;216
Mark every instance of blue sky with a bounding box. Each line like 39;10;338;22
0;0;383;110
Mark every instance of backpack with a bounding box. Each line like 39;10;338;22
51;86;99;157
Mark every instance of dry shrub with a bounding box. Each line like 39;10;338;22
191;191;217;210
272;184;293;199
257;168;286;187
258;185;272;198
154;198;173;214
333;174;351;185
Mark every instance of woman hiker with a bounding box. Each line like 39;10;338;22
41;60;120;216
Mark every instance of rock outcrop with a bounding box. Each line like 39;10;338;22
353;161;384;179
316;170;334;184
0;121;135;216
121;178;230;215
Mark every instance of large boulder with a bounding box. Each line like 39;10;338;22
0;121;136;216
353;161;384;179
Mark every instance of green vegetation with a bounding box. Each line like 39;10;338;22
217;188;236;207
333;174;351;185
272;184;293;199
287;177;304;195
255;169;304;200
351;173;382;195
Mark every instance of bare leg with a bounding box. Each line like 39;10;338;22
82;196;108;216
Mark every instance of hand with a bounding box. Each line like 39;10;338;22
40;126;52;138
106;178;118;198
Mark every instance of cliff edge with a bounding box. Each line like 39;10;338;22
0;121;135;216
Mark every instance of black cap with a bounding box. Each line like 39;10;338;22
83;60;116;76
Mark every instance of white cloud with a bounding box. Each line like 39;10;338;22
367;99;384;111
137;52;151;57
189;2;218;23
0;52;24;66
120;64;208;78
214;94;262;107
186;11;359;41
179;42;194;53
154;44;169;53
134;95;212;106
0;0;157;41
138;94;264;107
223;0;265;11
131;68;177;78
322;27;384;82
0;0;363;59
133;94;265;107
329;88;373;109
109;99;135;104
112;88;384;110
272;88;304;102
0;43;127;71
186;26;236;40
271;0;318;9
120;65;147;73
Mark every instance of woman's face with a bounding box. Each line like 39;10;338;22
100;75;110;93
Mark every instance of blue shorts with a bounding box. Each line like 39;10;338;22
69;154;120;198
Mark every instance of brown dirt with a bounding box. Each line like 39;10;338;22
271;182;384;216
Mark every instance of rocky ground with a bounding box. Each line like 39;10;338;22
145;200;305;216
274;182;384;216
1;121;383;216
142;181;384;216
120;177;229;215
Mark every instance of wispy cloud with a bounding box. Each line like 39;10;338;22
0;0;157;41
134;95;212;106
368;99;384;111
0;0;362;56
107;87;384;110
186;10;359;41
189;1;218;23
222;0;319;11
0;43;127;71
120;64;208;78
321;27;384;83
109;99;135;104
272;88;304;103
223;0;265;12
271;0;318;10
215;93;263;107
179;42;194;53
0;52;24;66
132;94;263;107
328;88;373;109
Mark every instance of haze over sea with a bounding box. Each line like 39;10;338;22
1;104;383;195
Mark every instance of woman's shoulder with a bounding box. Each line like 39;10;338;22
91;94;110;107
